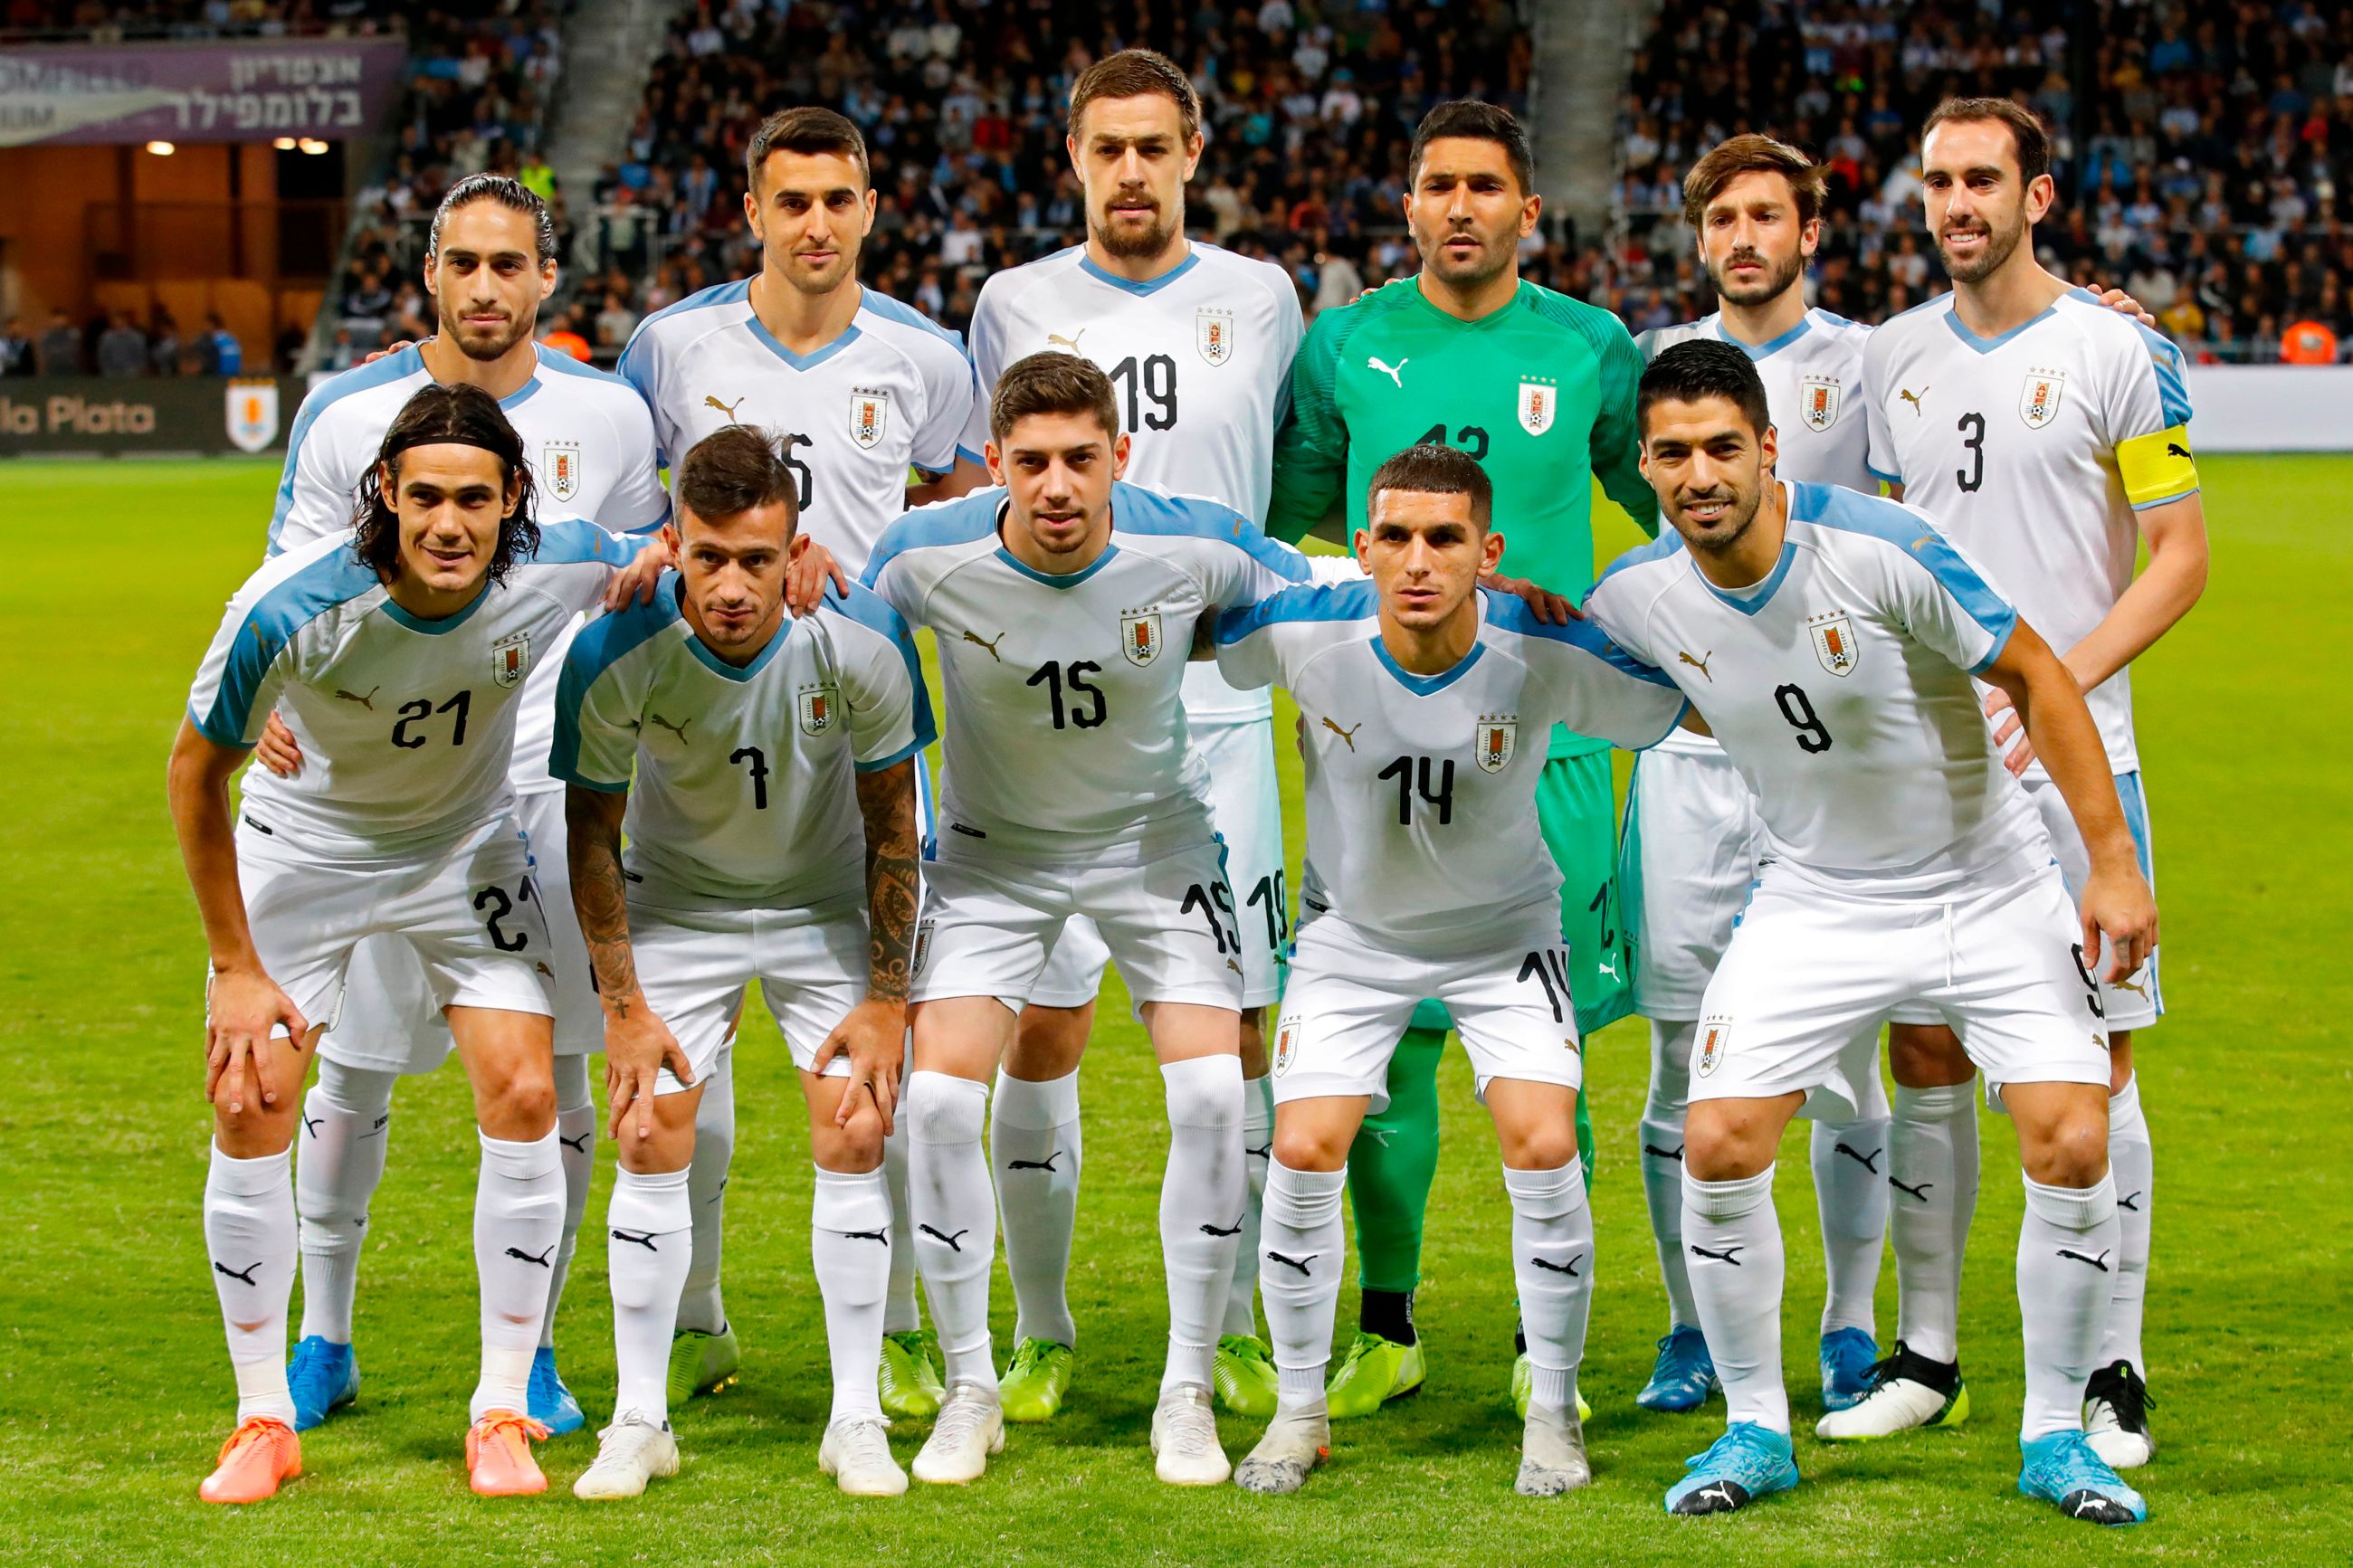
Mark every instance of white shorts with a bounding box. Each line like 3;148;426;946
229;814;554;1041
1691;862;2111;1121
2026;771;2161;1031
1270;912;1586;1111
913;834;1244;1013
1029;716;1286;1011
319;790;600;1073
631;893;867;1095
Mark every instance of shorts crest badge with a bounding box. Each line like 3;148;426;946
491;631;531;689
912;919;934;978
1518;377;1557;436
1808;612;1860;677
1196;307;1235;366
1696;1020;1731;1079
1120;610;1163;667
2018;368;2065;429
542;439;582;502
1273;1014;1301;1077
849;389;890;450
1474;714;1518;774
1799;375;1842;432
797;683;840;735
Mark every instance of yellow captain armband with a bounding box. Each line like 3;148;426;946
2116;423;2199;509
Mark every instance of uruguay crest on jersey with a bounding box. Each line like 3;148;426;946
849;388;890;450
1518;377;1556;436
491;630;532;689
1800;375;1842;432
797;682;839;735
1120;609;1163;667
1196;307;1234;366
1474;714;1518;774
2019;368;2066;429
1808;612;1859;677
542;439;581;502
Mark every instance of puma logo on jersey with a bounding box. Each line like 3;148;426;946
1911;536;1938;553
1321;717;1362;751
962;629;1007;661
535;962;555;979
704;394;746;421
1900;385;1929;414
1677;651;1714;681
1046;329;1087;352
646;713;691;744
1367;356;1408;387
2167;442;2191;460
334;685;380;710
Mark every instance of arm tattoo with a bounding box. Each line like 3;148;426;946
564;785;640;1016
854;761;919;1003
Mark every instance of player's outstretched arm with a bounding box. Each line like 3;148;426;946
564;783;691;1141
1980;620;2158;981
814;759;921;1132
167;719;309;1115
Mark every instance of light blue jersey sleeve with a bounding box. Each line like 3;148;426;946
551;590;677;792
825;583;938;772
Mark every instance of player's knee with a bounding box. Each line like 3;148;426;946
1681;1102;1774;1183
1007;1004;1090;1079
813;1099;887;1172
475;1067;556;1141
214;1098;299;1159
1888;1023;1972;1088
2021;1105;2110;1189
1270;1123;1349;1174
1495;1116;1577;1173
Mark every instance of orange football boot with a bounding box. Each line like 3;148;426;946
465;1410;552;1497
199;1415;302;1504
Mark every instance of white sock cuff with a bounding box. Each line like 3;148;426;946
812;1165;892;1232
313;1057;397;1116
1161;1053;1244;1128
479;1127;561;1181
610;1164;692;1233
991;1067;1081;1129
2108;1075;2143;1132
1502;1161;1587;1219
1895;1081;1975;1122
2022;1169;2115;1231
905;1070;988;1144
1243;1074;1274;1135
1265;1158;1347;1229
1682;1164;1774;1221
209;1141;291;1195
551;1052;594;1114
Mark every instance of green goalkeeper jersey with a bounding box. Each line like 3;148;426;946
1268;276;1654;758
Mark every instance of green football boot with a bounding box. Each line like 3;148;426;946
667;1324;741;1405
1510;1352;1592;1421
879;1328;947;1421
1325;1330;1425;1419
1213;1334;1281;1420
998;1337;1075;1423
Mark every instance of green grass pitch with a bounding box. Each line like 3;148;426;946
1;455;2346;1563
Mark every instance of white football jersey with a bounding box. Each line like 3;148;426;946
264;342;670;795
960;242;1305;726
1640;307;1877;758
189;522;643;858
862;480;1317;863
1215;581;1686;955
1863;288;2199;775
620;280;976;577
552;575;933;911
1586;481;2051;901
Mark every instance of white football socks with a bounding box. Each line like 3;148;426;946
2101;1075;2153;1373
543;1052;595;1352
207;1143;299;1426
906;1069;999;1392
991;1066;1081;1349
1812;1094;1891;1339
881;1030;921;1335
676;1050;733;1336
811;1165;893;1425
1220;1073;1274;1339
1158;1055;1243;1392
1505;1161;1594;1418
293;1058;396;1345
1259;1158;1348;1413
606;1164;691;1425
2017;1169;2121;1440
1682;1165;1788;1433
472;1128;563;1421
1640;1019;1700;1332
1890;1081;1979;1363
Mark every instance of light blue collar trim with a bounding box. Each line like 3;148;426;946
1698;541;1798;615
499;376;541;411
1719;315;1812;360
684;611;793;680
994;542;1119;588
1942;299;2059;355
744;299;862;370
1372;634;1484;695
1078;249;1200;296
380;581;491;633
